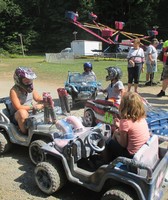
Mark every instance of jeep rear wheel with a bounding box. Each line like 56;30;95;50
84;109;96;127
29;140;46;165
35;161;67;195
101;187;136;200
0;132;12;154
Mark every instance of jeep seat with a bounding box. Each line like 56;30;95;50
133;134;159;176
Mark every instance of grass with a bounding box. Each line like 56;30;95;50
0;55;164;87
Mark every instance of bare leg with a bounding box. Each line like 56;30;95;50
162;79;168;91
127;83;132;92
15;109;29;134
134;84;138;93
146;73;150;82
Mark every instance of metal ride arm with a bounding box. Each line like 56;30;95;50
65;11;115;45
65;11;158;48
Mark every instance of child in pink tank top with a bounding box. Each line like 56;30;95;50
104;92;150;162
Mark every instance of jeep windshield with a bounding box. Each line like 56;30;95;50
69;73;96;83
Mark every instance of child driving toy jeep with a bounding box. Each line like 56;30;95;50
9;67;44;134
100;66;125;106
82;62;97;80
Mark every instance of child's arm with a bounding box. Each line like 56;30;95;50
120;88;125;97
113;129;128;148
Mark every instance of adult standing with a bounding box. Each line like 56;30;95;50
157;40;168;97
127;38;145;93
145;38;159;86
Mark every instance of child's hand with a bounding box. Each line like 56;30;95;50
33;103;44;110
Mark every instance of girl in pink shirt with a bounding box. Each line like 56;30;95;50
105;92;150;161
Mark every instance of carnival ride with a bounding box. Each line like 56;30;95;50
65;11;158;50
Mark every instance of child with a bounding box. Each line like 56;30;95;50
105;92;150;161
101;66;125;106
82;62;96;80
9;67;43;134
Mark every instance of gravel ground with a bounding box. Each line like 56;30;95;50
0;79;168;200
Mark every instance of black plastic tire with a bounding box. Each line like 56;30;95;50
101;187;136;200
35;161;67;195
83;109;96;127
0;132;12;154
29;140;46;165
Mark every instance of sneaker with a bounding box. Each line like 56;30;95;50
157;90;165;97
145;81;152;86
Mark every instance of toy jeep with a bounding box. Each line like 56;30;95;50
83;99;168;139
0;95;84;165
34;122;168;200
64;71;102;107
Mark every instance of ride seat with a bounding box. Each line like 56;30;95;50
133;134;159;176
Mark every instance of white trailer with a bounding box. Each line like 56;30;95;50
71;40;102;56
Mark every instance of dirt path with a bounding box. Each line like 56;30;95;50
0;79;168;200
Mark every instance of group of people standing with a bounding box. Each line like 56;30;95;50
127;37;168;96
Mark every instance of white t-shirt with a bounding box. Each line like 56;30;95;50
146;44;158;64
106;80;124;104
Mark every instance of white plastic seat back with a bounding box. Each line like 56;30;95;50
133;135;159;176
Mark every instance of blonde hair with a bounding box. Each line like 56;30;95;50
133;38;140;45
119;92;146;121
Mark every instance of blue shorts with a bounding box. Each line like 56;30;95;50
146;63;157;73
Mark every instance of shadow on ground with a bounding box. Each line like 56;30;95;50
2;145;101;200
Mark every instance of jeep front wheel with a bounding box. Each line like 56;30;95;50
35;161;67;195
0;132;12;154
29;140;46;165
102;187;136;200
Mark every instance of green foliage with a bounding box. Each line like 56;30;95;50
0;0;7;13
0;0;167;54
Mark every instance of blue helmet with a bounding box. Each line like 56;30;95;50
83;62;92;71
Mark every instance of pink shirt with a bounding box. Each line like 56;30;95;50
119;118;150;155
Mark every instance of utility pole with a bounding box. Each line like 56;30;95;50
18;33;25;57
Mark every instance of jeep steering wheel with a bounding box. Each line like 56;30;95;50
87;131;105;152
